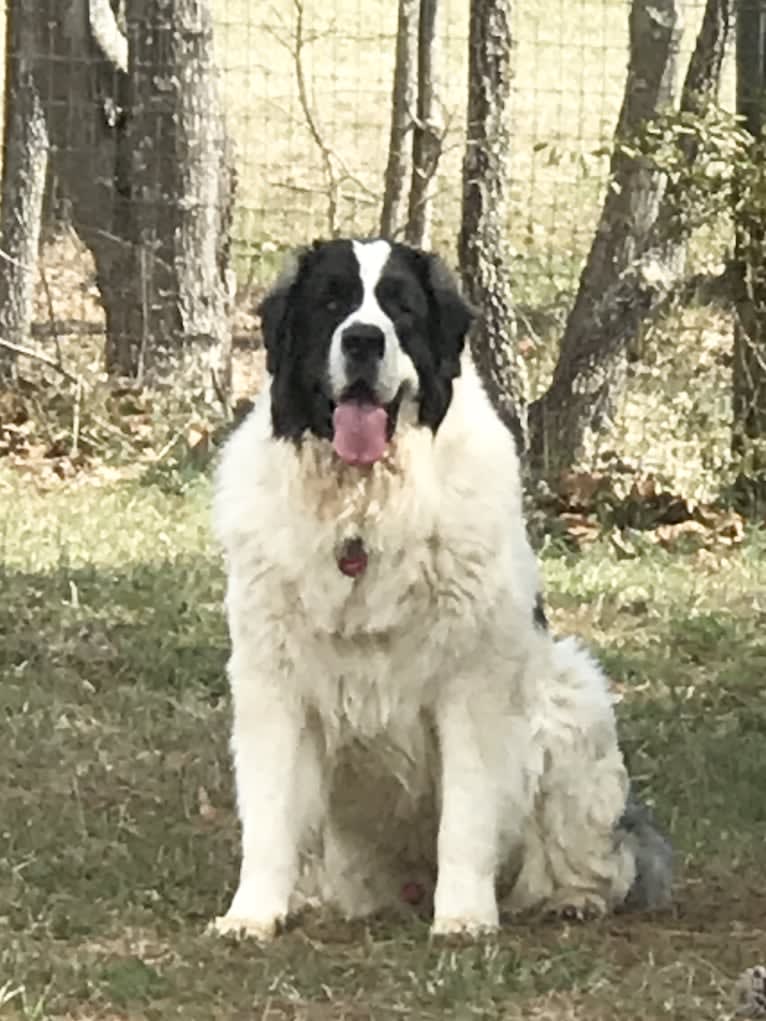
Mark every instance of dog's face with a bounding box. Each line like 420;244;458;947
259;239;474;465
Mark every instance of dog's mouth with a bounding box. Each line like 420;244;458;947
331;382;402;467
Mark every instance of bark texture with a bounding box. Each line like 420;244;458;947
38;0;133;375
14;0;233;397
528;0;733;480
681;0;732;109
562;0;683;347
458;0;525;452
380;0;418;239
172;3;235;397
0;0;49;381
731;0;766;487
405;0;441;248
110;0;234;391
652;0;733;248
528;0;683;477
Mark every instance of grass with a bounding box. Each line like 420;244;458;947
1;462;765;1020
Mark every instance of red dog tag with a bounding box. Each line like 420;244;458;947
337;538;368;578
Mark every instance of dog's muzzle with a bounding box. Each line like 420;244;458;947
330;322;404;467
340;323;385;391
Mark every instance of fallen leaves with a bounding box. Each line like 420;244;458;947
541;469;751;553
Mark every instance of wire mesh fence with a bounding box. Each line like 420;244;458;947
0;0;733;301
207;0;728;296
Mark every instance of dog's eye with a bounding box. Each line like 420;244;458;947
320;284;348;313
378;280;416;317
389;296;416;319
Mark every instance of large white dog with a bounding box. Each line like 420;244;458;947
213;238;671;939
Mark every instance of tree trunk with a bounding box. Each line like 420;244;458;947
650;0;733;258
731;0;766;499
115;0;234;395
458;0;525;452
528;0;683;478
380;0;418;238
169;0;235;398
405;0;441;248
680;0;732;111
33;0;234;399
0;0;49;382
562;0;683;347
525;0;726;472
37;0;133;375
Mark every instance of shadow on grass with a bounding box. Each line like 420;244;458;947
595;608;766;848
1;557;229;697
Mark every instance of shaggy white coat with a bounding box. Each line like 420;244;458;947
212;357;636;938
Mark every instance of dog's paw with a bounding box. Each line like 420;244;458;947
431;915;499;938
208;913;281;941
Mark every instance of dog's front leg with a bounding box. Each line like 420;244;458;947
213;669;320;940
432;688;507;936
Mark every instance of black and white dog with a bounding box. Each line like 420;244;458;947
212;238;671;938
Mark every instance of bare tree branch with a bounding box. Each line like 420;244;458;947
405;0;442;247
0;0;49;382
380;0;418;237
88;0;128;72
291;0;340;234
282;1;381;235
0;338;80;383
458;0;526;452
528;0;684;476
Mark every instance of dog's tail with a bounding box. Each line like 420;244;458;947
617;789;673;911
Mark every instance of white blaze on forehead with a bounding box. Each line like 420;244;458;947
346;240;394;337
352;239;392;296
328;240;418;402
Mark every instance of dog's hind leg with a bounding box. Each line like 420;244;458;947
503;637;671;918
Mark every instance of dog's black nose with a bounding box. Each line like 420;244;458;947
341;323;385;361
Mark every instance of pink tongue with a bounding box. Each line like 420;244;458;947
332;402;389;465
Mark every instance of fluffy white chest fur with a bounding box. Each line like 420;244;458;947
219;364;536;728
212;362;656;938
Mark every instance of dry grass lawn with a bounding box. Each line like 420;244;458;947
1;462;764;1020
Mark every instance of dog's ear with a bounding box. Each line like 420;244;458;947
422;252;476;378
408;250;477;431
257;248;306;375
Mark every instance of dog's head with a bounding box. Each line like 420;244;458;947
258;238;474;465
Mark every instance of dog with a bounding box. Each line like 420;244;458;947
212;238;672;939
